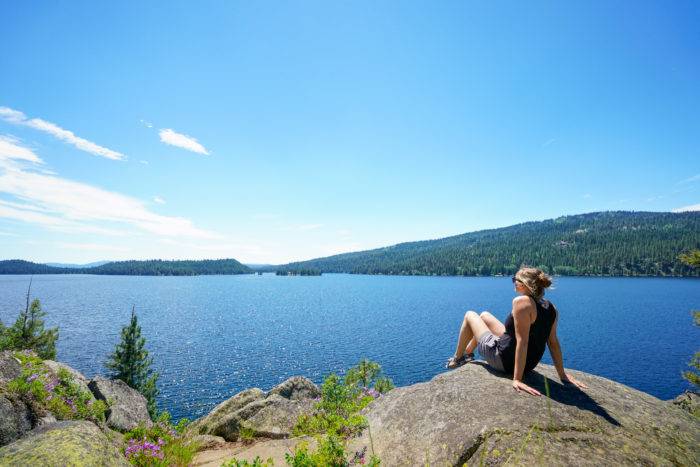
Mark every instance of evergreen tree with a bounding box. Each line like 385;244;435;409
679;250;700;388
105;306;159;418
0;279;58;359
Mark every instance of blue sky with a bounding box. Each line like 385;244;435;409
0;1;698;264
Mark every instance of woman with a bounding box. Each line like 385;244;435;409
445;267;587;395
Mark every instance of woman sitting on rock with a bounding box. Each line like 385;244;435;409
445;266;587;396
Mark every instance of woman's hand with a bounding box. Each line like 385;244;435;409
561;373;588;389
512;379;541;396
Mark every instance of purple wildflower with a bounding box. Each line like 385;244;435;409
353;446;367;465
64;397;76;412
44;378;59;393
26;373;39;383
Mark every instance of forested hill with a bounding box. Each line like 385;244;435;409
0;259;252;276
280;211;700;277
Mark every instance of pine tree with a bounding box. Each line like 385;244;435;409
0;279;58;359
105;306;159;418
680;250;700;388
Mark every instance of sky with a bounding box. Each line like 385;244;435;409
0;1;698;264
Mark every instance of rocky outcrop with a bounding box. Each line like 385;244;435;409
88;377;152;432
0;420;129;466
191;376;320;441
348;363;700;466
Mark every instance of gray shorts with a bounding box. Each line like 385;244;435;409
477;331;505;372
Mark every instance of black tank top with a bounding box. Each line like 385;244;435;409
496;298;557;376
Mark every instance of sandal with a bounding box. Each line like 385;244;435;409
446;352;474;369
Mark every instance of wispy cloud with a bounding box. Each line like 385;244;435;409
139;160;149;165
676;173;700;185
542;138;556;148
0;137;217;239
139;119;153;129
57;242;130;252
582;193;592;199
159;128;210;155
0;135;43;164
0;106;125;160
672;203;700;213
282;223;324;232
153;196;166;204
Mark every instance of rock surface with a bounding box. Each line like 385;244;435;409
0;396;32;446
267;376;322;401
192;434;227;450
193;436;317;467
0;352;21;385
348;362;700;466
0;420;129;466
88;377;152;432
191;377;319;441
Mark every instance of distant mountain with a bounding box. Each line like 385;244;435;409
0;259;252;276
45;261;110;269
245;263;275;270
278;211;700;277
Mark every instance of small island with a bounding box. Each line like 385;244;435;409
275;269;322;276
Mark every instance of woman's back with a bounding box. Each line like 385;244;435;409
497;299;557;375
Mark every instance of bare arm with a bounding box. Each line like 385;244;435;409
511;297;541;396
547;307;587;389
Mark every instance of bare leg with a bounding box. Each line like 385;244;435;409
453;311;490;359
464;311;506;355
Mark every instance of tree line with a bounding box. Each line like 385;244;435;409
0;259;252;276
279;211;700;277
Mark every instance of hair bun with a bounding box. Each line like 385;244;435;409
537;271;552;289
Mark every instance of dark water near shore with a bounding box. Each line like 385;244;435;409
0;274;697;421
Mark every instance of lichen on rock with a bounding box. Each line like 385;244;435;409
0;420;129;466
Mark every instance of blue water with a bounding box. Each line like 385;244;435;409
0;274;697;421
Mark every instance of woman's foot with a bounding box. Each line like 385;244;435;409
446;352;474;369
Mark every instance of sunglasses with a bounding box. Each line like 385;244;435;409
511;277;523;284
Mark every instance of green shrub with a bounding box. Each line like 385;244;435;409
6;351;107;423
289;359;389;465
123;411;198;466
239;425;257;443
221;456;274;467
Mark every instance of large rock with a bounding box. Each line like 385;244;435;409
0;396;32;446
88;377;151;432
43;360;93;398
347;363;700;466
267;376;322;401
192;377;320;441
238;393;316;439
0;420;129;466
190;388;265;440
0;351;22;385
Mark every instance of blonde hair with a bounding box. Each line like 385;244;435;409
515;266;552;300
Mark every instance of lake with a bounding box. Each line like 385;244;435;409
0;274;697;421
